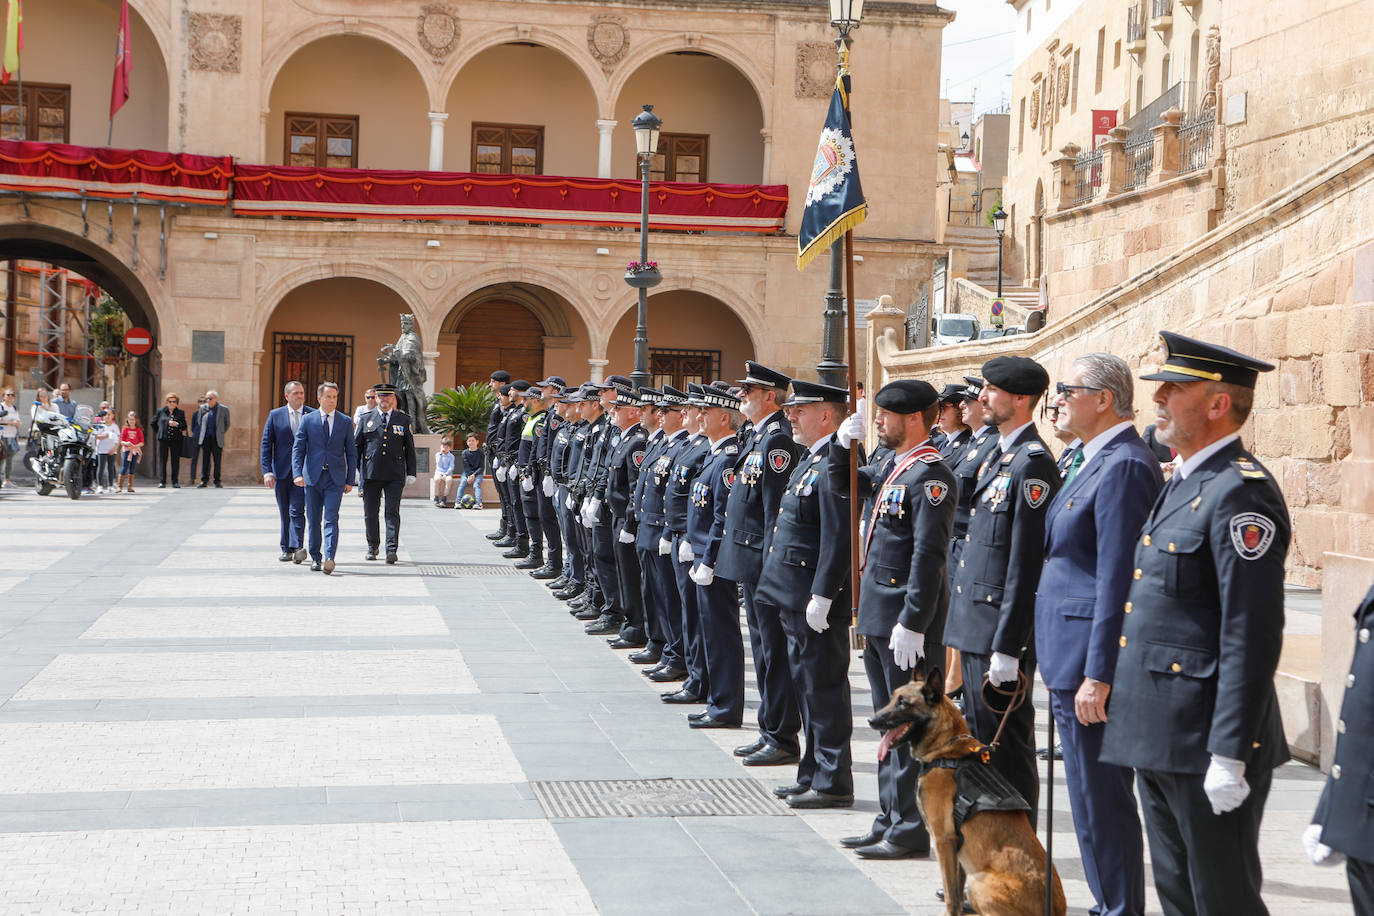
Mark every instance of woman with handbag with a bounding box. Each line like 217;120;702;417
151;393;187;488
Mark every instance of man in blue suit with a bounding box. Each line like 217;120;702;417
1035;353;1163;916
261;381;314;562
291;381;357;574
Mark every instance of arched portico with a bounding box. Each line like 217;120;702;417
604;290;758;385
438;281;591;389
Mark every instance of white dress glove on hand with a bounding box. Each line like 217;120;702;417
565;494;577;510
580;507;595;528
542;477;555;497
496;465;508;482
1203;754;1251;815
1302;823;1343;866
658;537;673;556
890;623;925;670
678;539;695;563
988;651;1020;687
585;498;601;523
691;564;715;586
617;528;635;544
836;412;865;449
405;475;416;486
520;476;533;492
805;595;833;633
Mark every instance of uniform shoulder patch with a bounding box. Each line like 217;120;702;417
1229;512;1276;560
1023;479;1051;508
724;443;738;456
768;448;792;473
766;421;781;435
1000;452;1016;465
1231;457;1269;481
632;450;645;467
723;468;736;489
1026;443;1045;455
924;480;949;506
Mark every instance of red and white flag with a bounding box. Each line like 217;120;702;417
109;0;131;119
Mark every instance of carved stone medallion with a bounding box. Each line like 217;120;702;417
795;42;835;99
1029;87;1041;129
417;4;460;63
189;13;242;73
1058;63;1071;106
588;14;629;73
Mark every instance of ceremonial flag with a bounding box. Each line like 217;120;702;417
797;72;867;270
110;0;131;120
2;0;21;85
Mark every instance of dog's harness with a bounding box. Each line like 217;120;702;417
918;746;1030;850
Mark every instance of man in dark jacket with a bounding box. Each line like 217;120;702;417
355;383;417;564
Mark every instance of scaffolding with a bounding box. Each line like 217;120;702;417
3;263;100;389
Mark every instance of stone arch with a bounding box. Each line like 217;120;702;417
434;265;600;346
252;260;433;349
438;27;607;117
604;288;758;382
127;0;173;83
261;23;439;116
608;36;772;132
599;275;763;359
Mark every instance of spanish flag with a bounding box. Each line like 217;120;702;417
797;72;868;271
2;0;21;85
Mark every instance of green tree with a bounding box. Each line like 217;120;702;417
426;384;497;440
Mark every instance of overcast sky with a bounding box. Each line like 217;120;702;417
939;0;1020;116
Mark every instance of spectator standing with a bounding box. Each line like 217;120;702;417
352;389;377;428
187;395;207;482
0;388;20;487
119;411;144;492
151;393;187;488
52;383;77;419
455;433;485;508
196;390;230;488
432;437;456;506
93;409;121;493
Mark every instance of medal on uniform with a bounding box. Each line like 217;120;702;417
743;452;763;485
798;468;818;496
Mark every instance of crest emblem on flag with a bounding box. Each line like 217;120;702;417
1023;479;1050;508
806;129;856;206
1229;512;1275;560
924;481;948;507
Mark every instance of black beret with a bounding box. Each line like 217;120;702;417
874;379;938;414
510;379;532;393
490;370;511;383
498;384;512;396
981;356;1049;396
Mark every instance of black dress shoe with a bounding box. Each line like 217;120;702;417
531;564;560;580
547;575;569;590
196;481;208;488
485;529;505;541
366;548;378;561
493;536;516;549
854;840;929;860
567;594;590;610
514;554;543;570
279;551;292;562
688;715;738;729
310;560;323;571
502;545;530;560
608;636;647;650
743;745;801;767
661;690;704;704
772;782;808;799
555;585;584;601
157;482;166;488
647;667;688;683
733;738;767;758
214;481;222;488
574;607;602;621
787;789;855;809
386;553;398;565
293;547;309;565
839;830;885;849
1037;744;1064;761
584;615;622;635
628;648;661;665
172;482;180;488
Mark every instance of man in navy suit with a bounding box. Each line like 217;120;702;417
1035;354;1163;916
291;381;357;574
261;380;314;562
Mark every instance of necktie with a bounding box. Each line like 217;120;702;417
325;413;332;439
382;412;389;429
290;410;299;435
1064;448;1085;484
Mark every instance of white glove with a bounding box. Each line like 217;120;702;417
565;494;577;510
580;507;595;528
859;519;867;543
806;595;833;633
1302;823;1343;866
1203;754;1251;815
988;651;1020;687
618;528;635;544
836;412;865;448
542;477;555;497
585;498;601;523
691;564;715;586
496;465;508;482
678;539;695;563
890;622;925;669
658;537;672;556
520;476;533;492
405;475;416;485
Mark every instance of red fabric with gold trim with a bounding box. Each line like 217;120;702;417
0;140;232;204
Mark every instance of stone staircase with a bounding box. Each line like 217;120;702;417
943;223;1010;289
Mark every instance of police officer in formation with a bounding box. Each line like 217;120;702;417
354;382;416;564
484;371;512;544
476;330;1320;916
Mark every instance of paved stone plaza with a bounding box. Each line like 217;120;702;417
0;488;1353;914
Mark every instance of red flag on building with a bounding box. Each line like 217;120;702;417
109;0;131;120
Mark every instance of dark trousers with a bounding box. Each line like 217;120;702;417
519;479;542;551
187;441;200;480
507;473;528;536
1349;856;1374;916
646;548;682;666
1050;688;1145;916
361;478;404;553
493;464;512;530
612;515;646;640
864;635;937;849
274;476;306;551
960;649;1040;830
305;481;344;561
777;599;853;795
697;574;744;725
636;545;665;651
536;483;561;561
198;440;222;484
565;494;588;587
591;514;619;614
674;539;709;696
555;486;578;577
1136;766;1273;916
157;437;182;484
742;582;801;755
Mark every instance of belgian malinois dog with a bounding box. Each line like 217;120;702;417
870;668;1066;916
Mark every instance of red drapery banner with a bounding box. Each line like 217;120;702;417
0;140;232;204
231;165;788;232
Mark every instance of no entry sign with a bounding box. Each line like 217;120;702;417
123;327;154;356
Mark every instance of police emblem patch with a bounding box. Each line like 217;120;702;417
924;481;948;506
723;469;737;489
1023;479;1050;508
632;450;645;467
1229;512;1276;560
768;449;792;473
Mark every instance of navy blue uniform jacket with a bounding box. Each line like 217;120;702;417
716;411;803;583
1313;583;1374;862
755;441;851;611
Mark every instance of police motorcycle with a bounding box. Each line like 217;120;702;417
28;405;98;499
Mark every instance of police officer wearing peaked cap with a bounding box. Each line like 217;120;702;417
1100;332;1288;916
355;382;417;564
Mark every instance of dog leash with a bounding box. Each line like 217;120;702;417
980;668;1029;750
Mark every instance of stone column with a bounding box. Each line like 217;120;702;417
760;129;773;183
1150;107;1182;185
422;350;440;396
1102;126;1130;196
596;120;617;179
259;109;271;163
587;358;609;384
427;113;449;172
1051;142;1081;212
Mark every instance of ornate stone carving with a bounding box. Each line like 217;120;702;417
1202;26;1221;110
1030;87;1041;129
1058;63;1070;106
795;42;836;99
188;13;241;73
416;4;460;63
587;14;629;73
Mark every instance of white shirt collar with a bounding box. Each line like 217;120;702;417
321;411;334;421
710;433;735;449
1177;432;1241;480
666;428;687;441
808;432;833;456
1080;423;1131;467
647;428;663;442
998;421;1034;452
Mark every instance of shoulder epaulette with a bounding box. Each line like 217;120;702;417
1025;443;1045;455
766;421;781;435
1231;457;1269;481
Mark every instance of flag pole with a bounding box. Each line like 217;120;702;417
844;228;861;626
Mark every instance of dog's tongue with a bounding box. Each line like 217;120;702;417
877;723;910;762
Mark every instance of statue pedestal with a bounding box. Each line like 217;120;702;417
404;434;445;499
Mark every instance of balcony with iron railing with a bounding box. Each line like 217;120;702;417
1126;3;1148;50
1150;0;1173;31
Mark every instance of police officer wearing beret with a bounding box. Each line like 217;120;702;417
1101;332;1289;916
355;383;417;564
946;356;1061;827
755;380;854;809
713;362;805;767
831;378;956;858
1306;582;1374;915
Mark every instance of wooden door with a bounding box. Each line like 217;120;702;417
452;301;544;388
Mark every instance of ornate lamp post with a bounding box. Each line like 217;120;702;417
627;104;663;390
993;206;1008;299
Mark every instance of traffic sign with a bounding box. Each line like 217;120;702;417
991;298;1004;316
123;327;153;356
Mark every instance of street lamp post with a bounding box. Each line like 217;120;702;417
628;104;663;390
993;206;1007;300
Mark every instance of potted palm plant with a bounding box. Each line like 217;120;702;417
426;383;498;440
